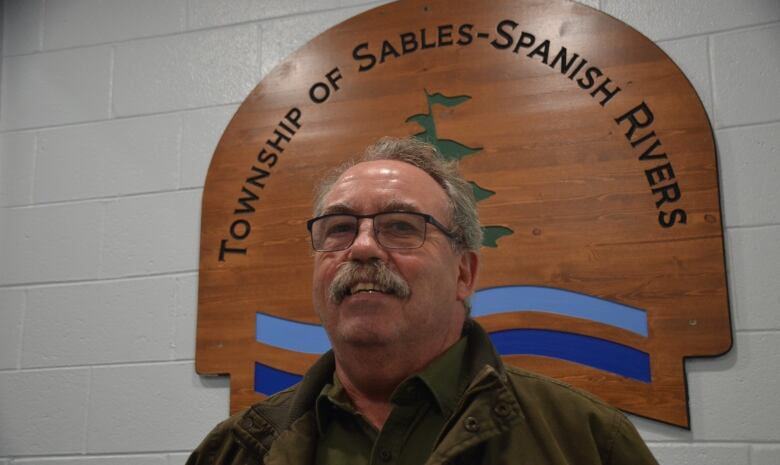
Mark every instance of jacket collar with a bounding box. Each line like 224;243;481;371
233;320;507;454
461;319;507;386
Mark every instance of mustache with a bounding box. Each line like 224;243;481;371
329;260;411;304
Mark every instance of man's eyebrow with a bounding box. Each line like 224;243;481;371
320;200;422;215
382;200;420;213
320;203;354;215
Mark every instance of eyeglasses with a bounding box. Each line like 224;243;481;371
306;211;456;252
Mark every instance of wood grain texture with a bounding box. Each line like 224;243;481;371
196;0;731;427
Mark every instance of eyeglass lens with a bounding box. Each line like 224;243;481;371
311;212;427;251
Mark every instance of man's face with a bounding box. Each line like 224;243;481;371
312;160;478;353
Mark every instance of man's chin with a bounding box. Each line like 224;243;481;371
330;321;401;348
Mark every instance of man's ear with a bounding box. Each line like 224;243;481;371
456;250;479;302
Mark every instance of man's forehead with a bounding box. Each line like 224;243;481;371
321;160;448;214
321;199;423;215
336;159;422;181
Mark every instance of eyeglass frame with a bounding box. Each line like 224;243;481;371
306;211;457;252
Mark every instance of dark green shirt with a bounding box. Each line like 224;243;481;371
314;337;468;465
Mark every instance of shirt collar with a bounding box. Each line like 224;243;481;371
315;372;358;434
314;336;469;434
405;336;468;417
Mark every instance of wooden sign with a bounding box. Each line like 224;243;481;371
196;0;732;427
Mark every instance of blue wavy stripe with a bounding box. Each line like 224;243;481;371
253;328;651;395
472;286;648;337
256;313;331;354
254;362;303;396
490;329;651;383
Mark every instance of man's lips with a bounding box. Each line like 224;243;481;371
348;281;394;296
329;260;410;304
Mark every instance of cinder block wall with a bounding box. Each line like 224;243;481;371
1;0;778;463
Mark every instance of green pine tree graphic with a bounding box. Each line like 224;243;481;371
406;90;513;248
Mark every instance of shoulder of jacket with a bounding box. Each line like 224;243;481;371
239;382;301;435
499;366;655;464
188;383;302;464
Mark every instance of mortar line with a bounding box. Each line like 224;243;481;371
28;133;39;205
653;19;780;44
0;269;199;290
716;118;780;132
16;289;28;370
2;451;194;460
1;2;383;59
705;35;716;129
6;186;203;210
175;112;184;190
83;366;93;454
707;19;780;38
5;5;776;60
3;102;240;133
170;276;181;360
96;199;106;279
734;329;780;334
642;440;780;445
4;359;197;374
108;46;116;119
725;223;780;231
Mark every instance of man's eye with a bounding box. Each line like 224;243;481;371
385;220;419;234
325;221;355;236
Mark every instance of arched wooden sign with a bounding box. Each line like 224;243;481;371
196;0;731;427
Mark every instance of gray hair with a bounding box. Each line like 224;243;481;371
313;137;483;253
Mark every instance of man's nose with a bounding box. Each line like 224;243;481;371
348;219;386;261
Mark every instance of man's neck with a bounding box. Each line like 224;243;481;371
331;333;461;430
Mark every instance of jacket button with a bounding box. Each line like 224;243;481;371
493;402;510;417
379;448;393;461
464;416;480;432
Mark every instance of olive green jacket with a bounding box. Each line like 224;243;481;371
187;322;658;465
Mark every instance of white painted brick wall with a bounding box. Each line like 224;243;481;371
687;333;780;441
727;226;780;331
656;36;712;118
601;0;780;41
0;289;24;369
187;0;343;29
0;131;36;207
1;0;778;463
717;123;780;228
650;444;750;465
100;190;201;278
43;0;186;50
711;24;780;128
0;203;103;284
259;5;391;78
35;114;181;202
752;445;780;465
2;0;43;56
172;274;198;360
1;46;112;130
179;105;238;189
168;453;191;465
0;368;90;455
13;456;168;465
113;26;260;116
86;362;227;453
22;278;178;368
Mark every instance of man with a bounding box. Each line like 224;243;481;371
188;137;658;465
